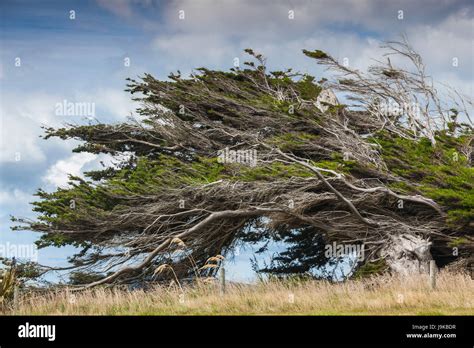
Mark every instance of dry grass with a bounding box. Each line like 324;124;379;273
3;271;473;315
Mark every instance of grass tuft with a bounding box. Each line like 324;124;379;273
3;271;473;315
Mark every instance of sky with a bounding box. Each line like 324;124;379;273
0;0;473;282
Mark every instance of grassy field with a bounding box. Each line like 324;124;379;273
3;271;473;315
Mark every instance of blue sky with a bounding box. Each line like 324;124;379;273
0;0;473;281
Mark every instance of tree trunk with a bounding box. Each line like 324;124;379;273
380;234;432;275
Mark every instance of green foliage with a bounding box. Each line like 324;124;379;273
69;271;105;285
25;156;227;248
106;155;224;194
373;131;474;228
326;104;346;114
313;159;353;173
382;69;402;78
352;260;388;279
448;237;469;248
255;226;329;277
296;75;322;100
237;162;313;181
302;49;330;59
35;233;76;249
268;132;318;150
30;177;116;226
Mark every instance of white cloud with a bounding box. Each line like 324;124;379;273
152;33;237;72
0;87;136;164
96;0;156;28
151;27;385;80
407;11;474;83
149;1;472;110
0;93;64;163
43;153;97;188
97;0;135;18
160;0;471;37
94;88;136;121
0;188;31;206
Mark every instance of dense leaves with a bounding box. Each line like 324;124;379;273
13;46;473;285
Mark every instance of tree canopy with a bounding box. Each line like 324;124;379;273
13;41;473;287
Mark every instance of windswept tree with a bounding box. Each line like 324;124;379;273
13;41;473;287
